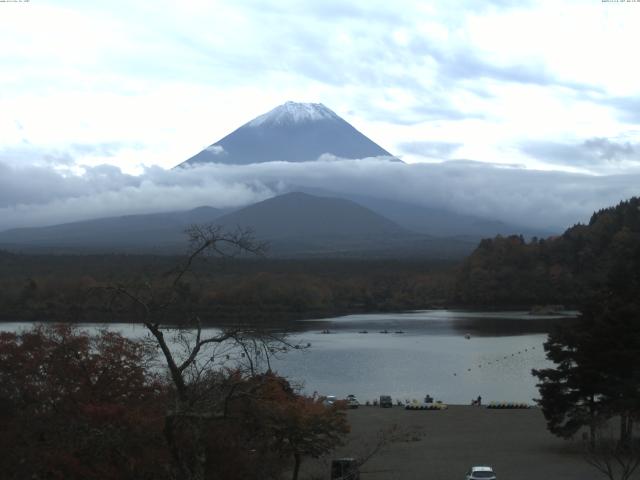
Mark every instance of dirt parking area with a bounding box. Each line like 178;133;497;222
302;405;609;480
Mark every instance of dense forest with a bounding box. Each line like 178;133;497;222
454;197;640;307
0;253;456;325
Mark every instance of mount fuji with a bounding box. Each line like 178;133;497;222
178;101;397;166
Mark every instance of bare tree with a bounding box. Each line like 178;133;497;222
584;424;640;480
101;225;296;480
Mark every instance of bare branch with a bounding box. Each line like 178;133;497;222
584;429;640;480
93;223;286;480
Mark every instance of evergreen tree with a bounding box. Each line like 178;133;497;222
533;198;640;447
532;321;604;444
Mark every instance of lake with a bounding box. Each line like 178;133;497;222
0;310;576;405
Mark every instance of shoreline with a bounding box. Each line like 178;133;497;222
0;305;578;327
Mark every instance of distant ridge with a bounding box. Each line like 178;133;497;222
0;207;224;252
178;101;397;167
0;193;477;258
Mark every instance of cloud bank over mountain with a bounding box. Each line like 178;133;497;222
1;158;638;233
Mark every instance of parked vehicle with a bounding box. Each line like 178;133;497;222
379;395;393;408
331;458;359;479
323;395;337;406
465;466;496;480
346;394;359;409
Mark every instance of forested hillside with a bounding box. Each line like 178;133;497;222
454;197;640;306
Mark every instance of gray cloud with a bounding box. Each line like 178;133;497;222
176;3;563;123
205;145;226;155
602;96;640;123
254;10;600;125
407;38;602;96
347;87;484;125
0;162;140;208
70;142;142;157
434;49;550;86
0;162;270;230
1;158;639;233
0;142;142;168
400;141;462;158
0;146;74;167
521;137;640;167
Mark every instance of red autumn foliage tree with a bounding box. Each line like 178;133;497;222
0;324;167;480
0;325;350;480
228;372;350;480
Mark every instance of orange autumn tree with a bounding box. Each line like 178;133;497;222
232;372;350;480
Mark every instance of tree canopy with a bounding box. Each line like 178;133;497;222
455;197;640;307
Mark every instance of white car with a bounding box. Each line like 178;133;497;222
465;466;496;480
346;394;359;408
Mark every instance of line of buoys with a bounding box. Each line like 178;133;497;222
451;342;543;377
487;402;531;409
406;403;448;410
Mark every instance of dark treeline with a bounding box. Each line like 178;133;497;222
454;197;640;307
0;253;457;325
4;197;639;324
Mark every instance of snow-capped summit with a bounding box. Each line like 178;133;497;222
247;102;339;127
178;101;398;167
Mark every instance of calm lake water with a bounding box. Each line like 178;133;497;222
0;310;576;405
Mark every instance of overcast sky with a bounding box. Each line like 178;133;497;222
1;0;639;231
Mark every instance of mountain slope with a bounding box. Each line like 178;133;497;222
213;192;476;258
275;186;555;239
215;192;405;239
0;207;224;251
179;102;396;166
